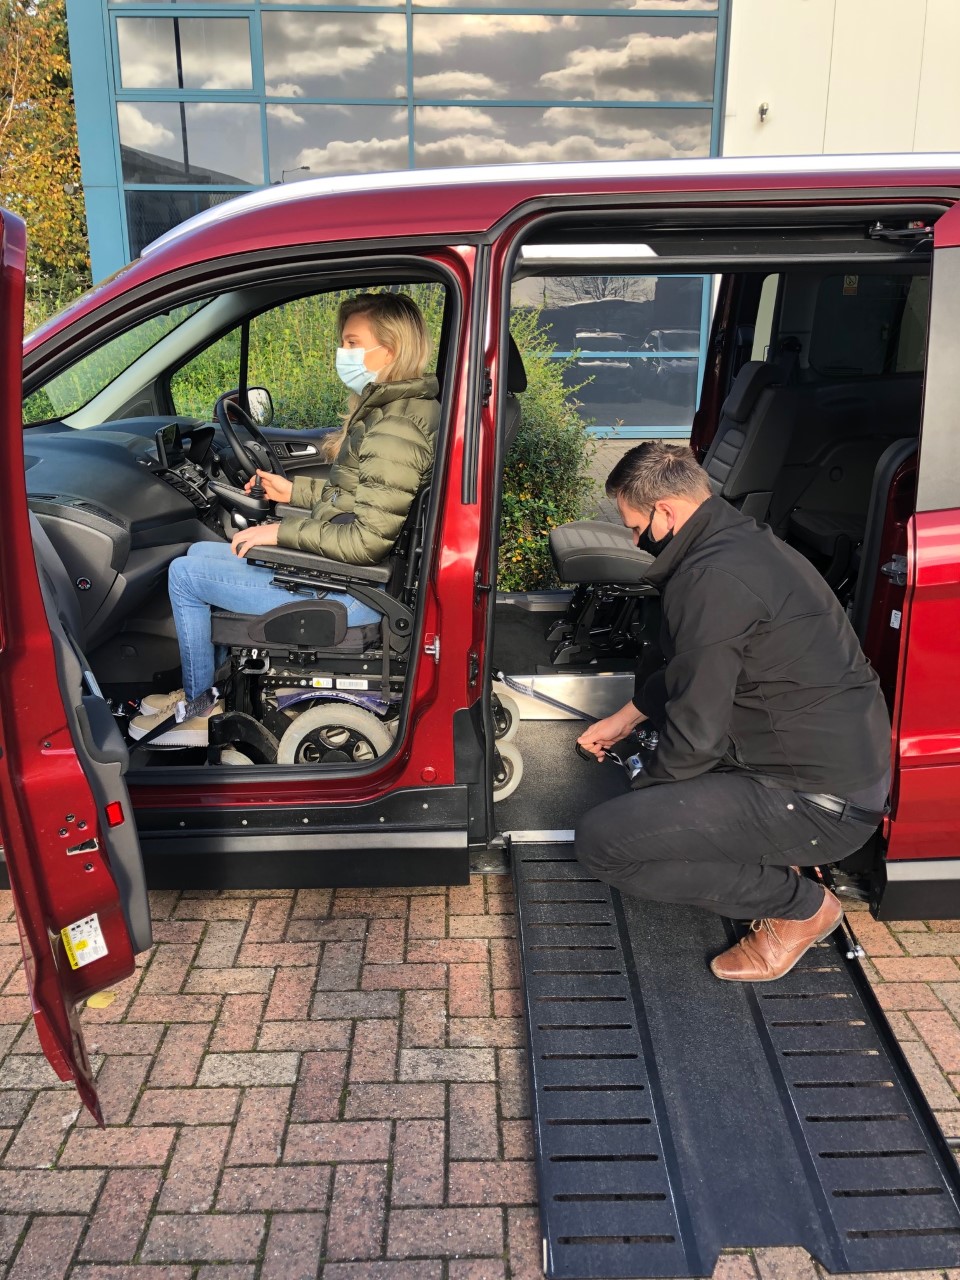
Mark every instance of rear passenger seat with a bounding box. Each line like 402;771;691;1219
774;375;922;568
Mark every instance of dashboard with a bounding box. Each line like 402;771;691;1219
24;417;230;648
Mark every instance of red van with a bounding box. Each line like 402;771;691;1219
2;154;960;1140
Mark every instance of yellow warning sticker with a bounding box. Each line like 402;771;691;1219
60;914;108;970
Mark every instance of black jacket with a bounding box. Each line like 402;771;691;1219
633;496;890;795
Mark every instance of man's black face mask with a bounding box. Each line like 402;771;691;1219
637;507;674;557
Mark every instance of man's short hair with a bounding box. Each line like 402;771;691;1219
605;442;712;511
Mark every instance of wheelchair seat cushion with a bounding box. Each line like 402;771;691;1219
550;520;653;584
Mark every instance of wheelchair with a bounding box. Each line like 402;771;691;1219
202;485;430;768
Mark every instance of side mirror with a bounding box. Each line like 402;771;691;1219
246;387;274;428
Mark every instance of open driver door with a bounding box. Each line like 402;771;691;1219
0;209;151;1121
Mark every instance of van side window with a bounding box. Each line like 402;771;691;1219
808;272;929;378
751;274;780;362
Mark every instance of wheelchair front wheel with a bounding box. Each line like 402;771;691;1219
277;703;394;766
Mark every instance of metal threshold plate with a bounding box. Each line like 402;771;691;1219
515;844;960;1279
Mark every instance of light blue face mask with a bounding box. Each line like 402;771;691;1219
336;345;382;394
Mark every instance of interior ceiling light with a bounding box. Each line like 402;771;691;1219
521;242;658;262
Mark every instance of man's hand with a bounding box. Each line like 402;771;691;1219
231;522;281;558
244;469;293;504
577;701;647;761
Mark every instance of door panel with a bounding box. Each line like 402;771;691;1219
0;209;145;1120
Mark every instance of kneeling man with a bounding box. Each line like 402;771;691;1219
576;442;890;982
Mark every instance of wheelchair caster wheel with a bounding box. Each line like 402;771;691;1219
493;741;523;803
277;703;394;765
491;689;520;742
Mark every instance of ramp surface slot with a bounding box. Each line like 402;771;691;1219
847;1227;960;1240
558;1235;676;1246
541;1053;640;1061
548;1118;652;1126
833;1187;944;1198
555;1193;667;1202
543;1084;645;1093
818;1149;926;1159
549;1154;659;1163
772;1019;866;1027
515;843;960;1278
782;1048;880;1056
794;1079;894;1089
537;1023;634;1031
535;996;629;1003
807;1113;908;1123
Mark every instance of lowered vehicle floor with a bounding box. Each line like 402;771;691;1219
514;837;960;1278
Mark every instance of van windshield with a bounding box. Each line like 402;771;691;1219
24;300;206;424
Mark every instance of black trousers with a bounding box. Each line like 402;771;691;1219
575;771;879;921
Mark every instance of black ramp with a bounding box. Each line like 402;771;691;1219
514;844;960;1279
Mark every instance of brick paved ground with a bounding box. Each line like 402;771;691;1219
0;881;956;1279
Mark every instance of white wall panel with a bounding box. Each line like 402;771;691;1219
822;0;924;153
722;0;834;156
914;0;960;151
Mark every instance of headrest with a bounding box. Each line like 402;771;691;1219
507;333;527;394
720;361;781;424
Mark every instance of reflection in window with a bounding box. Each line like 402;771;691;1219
511;275;704;432
262;12;406;99
117;17;252;91
119;102;263;185
414;105;710;166
125;191;237;259
267;104;407;180
413;16;716;102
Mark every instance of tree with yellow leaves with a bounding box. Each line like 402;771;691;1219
0;0;89;287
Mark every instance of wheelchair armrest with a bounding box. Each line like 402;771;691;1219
249;545;392;585
274;502;305;520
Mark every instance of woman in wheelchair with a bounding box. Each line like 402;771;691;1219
129;291;440;749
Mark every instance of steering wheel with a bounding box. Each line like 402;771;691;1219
215;394;288;482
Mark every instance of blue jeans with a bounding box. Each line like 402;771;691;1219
167;541;381;698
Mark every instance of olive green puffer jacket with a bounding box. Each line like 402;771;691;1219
276;375;440;565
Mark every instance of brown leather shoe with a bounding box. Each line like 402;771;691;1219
710;886;844;983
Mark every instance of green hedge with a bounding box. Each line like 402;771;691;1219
499;308;596;591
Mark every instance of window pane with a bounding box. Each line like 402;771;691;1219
413;16;716;102
24;302;206;423
125;191;238;259
267;104;407;179
171;327;241;419
512;275;703;431
414;105;710;166
117;18;252;91
262;12;407;99
119;102;263;184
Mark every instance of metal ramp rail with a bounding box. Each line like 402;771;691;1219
515;843;960;1279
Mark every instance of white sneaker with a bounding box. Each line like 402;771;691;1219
139;688;185;716
128;702;223;748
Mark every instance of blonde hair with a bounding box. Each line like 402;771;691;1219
339;292;431;384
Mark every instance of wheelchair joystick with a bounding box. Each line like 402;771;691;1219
249;472;267;502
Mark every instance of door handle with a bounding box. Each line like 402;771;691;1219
287;444;318;457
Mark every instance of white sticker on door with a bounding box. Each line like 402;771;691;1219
60;914;108;970
890;609;902;630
